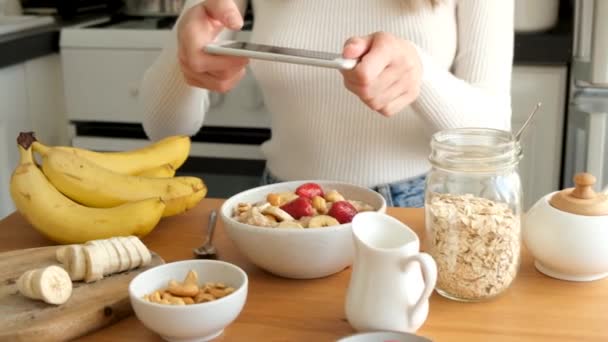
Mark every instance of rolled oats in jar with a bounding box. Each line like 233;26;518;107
424;128;523;301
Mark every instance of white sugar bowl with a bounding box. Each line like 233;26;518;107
523;173;608;281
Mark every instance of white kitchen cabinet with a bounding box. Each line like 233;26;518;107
511;65;568;210
0;54;66;219
0;62;29;219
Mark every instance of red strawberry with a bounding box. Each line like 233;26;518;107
295;183;324;199
280;196;314;219
327;201;358;224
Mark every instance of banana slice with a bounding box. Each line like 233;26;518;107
65;245;86;281
109;238;130;272
31;266;72;305
55;246;70;264
86;240;112;275
101;239;120;275
128;236;151;266
17;270;39;299
83;245;105;283
119;237;141;270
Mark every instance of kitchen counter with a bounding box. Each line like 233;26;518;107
1;198;607;341
0;20;59;68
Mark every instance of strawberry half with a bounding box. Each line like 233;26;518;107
280;196;314;219
295;183;324;199
327;201;358;224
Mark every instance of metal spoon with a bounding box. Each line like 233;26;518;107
515;102;542;141
193;210;218;259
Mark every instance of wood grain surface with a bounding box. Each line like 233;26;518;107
0;246;163;341
0;198;607;342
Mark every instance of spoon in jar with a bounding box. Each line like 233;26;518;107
515;102;542;142
193;210;218;259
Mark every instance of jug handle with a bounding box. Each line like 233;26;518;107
402;253;437;327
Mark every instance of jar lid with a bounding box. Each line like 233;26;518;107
549;173;608;216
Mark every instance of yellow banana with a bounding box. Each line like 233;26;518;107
32;135;191;175
10;136;166;244
41;148;206;217
135;164;176;178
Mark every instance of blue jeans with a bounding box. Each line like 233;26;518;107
260;168;427;208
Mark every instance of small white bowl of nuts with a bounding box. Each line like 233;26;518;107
220;181;386;279
129;259;248;342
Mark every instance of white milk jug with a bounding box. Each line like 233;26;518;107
345;212;437;333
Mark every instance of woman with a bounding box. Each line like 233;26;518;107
140;0;514;207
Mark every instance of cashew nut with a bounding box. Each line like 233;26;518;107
195;292;215;303
267;193;282;206
324;190;345;202
183;270;198;286
308;215;340;228
312;196;328;214
167;279;199;297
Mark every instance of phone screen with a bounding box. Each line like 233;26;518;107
221;42;342;61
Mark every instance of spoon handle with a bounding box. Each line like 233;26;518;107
515;102;542;141
207;210;217;243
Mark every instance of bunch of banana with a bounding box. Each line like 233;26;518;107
10;132;206;244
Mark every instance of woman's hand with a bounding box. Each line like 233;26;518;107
341;32;422;117
177;0;248;92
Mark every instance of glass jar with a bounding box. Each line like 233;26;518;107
424;128;523;302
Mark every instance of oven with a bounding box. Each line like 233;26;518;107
59;8;272;198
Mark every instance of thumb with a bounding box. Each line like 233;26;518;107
202;0;244;31
342;36;373;59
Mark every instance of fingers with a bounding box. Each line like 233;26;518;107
341;32;422;117
343;32;395;86
202;0;244;30
342;36;373;59
343;65;403;104
379;91;419;117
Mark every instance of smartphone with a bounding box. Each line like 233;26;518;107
204;40;358;70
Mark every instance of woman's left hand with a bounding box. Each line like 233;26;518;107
341;32;422;117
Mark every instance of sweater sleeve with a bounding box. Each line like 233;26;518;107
140;0;248;141
411;0;514;132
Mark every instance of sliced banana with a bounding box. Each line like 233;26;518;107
109;238;130;273
83;245;105;283
262;206;294;222
86;240;112;275
128;236;151;267
65;245;86;281
308;215;340;228
55;246;71;264
30;266;72;305
17;270;39;299
119;237;141;270
101;239;121;275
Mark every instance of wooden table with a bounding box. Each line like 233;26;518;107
1;198;607;342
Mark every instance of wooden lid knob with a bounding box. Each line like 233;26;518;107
571;173;597;199
550;172;608;216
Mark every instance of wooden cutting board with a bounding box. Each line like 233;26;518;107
0;245;164;341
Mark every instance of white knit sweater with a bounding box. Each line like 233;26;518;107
140;0;514;188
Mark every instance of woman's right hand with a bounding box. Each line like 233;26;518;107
177;0;249;93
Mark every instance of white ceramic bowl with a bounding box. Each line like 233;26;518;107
338;331;432;342
524;193;608;281
129;260;248;342
220;180;387;279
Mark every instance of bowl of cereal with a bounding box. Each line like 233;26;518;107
129;259;248;342
220;181;386;279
